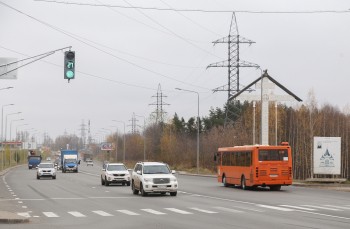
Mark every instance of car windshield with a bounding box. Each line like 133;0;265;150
107;164;126;171
65;159;76;163
143;165;170;174
39;164;53;168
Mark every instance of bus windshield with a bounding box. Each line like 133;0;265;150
259;149;288;161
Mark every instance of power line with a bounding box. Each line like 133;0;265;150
34;0;350;14
0;1;210;90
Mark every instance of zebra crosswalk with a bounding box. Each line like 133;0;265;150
16;204;350;219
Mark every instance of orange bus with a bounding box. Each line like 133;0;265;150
214;142;292;191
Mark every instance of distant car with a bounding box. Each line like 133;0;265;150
46;157;51;161
37;162;56;180
131;162;178;196
101;163;131;186
86;159;94;166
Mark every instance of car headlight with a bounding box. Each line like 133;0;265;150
144;178;152;182
170;177;177;182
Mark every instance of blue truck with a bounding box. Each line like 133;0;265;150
61;150;80;173
28;155;42;169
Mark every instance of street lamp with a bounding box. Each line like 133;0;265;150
10;119;24;141
5;112;21;141
16;123;28;141
1;103;14;141
175;88;200;174
112;120;126;163
134;115;146;161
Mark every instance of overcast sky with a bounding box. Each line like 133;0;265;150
0;0;349;142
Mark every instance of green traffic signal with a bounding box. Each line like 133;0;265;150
64;51;75;81
66;70;74;79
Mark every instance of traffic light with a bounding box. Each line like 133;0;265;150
64;51;75;81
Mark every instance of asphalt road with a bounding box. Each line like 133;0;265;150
1;163;350;229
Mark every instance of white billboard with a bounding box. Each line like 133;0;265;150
22;142;37;150
313;137;341;175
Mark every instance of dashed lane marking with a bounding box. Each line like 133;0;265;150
43;212;59;217
189;207;218;214
279;205;316;211
116;210;140;216
164;208;193;215
212;206;243;213
141;209;166;215
68;211;86;217
257;205;294;212
92;210;113;216
301;205;343;211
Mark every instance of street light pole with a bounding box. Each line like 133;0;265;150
16;123;28;141
1;104;14;141
134;115;146;161
5;112;21;141
10;119;24;141
112;120;126;163
175;88;200;174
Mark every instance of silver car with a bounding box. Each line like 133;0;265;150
37;163;56;179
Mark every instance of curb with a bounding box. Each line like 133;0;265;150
0;166;30;224
0;211;29;224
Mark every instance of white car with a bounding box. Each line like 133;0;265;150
101;163;131;186
131;162;178;196
86;159;94;166
37;162;56;179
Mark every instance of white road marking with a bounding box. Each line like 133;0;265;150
294;209;350;220
141;209;166;215
301;205;342;211
18;201;23;204
257;205;294;211
92;210;113;216
43;212;59;217
324;205;350;210
116;210;140;215
164;208;193;214
17;212;31;218
68;211;86;217
189;207;218;214
280;205;316;211
213;206;243;213
22;206;27;209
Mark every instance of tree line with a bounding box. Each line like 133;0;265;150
108;93;349;180
43;92;350;180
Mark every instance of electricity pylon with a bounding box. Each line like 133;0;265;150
207;12;259;127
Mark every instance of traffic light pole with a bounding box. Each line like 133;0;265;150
0;46;72;78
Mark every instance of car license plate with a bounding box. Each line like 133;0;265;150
270;174;278;178
158;185;167;189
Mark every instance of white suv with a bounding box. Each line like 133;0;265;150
37;162;56;179
131;162;178;196
101;163;131;186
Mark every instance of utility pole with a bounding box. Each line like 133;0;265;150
207;12;259;127
79;120;86;149
149;84;169;123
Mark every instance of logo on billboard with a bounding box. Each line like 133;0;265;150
319;148;335;168
100;142;114;151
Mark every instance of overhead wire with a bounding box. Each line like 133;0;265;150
0;1;211;90
0;45;156;90
33;0;350;14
